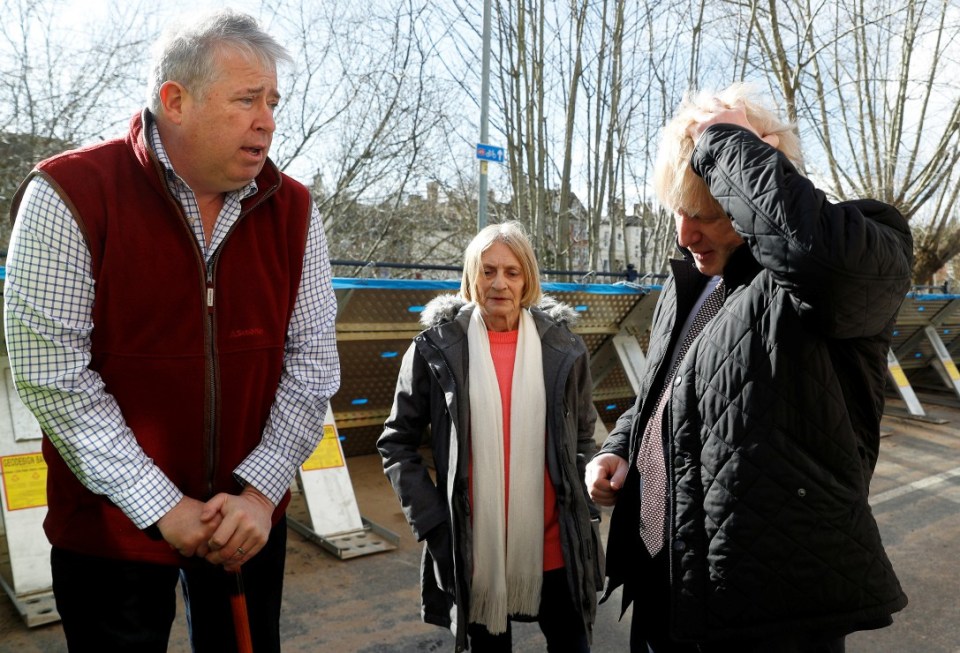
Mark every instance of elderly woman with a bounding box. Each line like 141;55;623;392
378;221;603;652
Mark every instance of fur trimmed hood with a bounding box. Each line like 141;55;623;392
419;294;580;329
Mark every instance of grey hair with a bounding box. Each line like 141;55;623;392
146;9;291;113
460;221;543;308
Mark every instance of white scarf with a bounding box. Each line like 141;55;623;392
467;305;546;634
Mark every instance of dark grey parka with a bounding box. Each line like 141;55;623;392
378;296;603;652
599;124;912;642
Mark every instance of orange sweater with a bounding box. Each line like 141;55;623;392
486;329;564;571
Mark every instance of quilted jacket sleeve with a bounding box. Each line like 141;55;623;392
691;124;914;338
598;402;635;460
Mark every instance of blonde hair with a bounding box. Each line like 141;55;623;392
652;82;802;217
461;221;543;308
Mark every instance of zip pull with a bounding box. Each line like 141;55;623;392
207;285;215;312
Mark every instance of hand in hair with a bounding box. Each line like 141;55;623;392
687;101;781;150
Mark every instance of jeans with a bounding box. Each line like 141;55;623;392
51;517;287;653
468;567;590;652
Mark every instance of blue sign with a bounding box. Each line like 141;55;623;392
476;143;505;163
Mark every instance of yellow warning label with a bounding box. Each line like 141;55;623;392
943;358;960;383
302;424;344;471
1;452;48;511
889;364;909;388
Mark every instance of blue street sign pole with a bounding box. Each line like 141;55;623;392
477;0;492;231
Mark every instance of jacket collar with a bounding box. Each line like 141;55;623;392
418;295;582;359
419;294;580;331
671;241;761;296
722;243;763;289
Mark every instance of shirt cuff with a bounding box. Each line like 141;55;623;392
110;466;183;530
233;449;291;507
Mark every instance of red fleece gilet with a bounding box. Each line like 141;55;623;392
23;113;311;564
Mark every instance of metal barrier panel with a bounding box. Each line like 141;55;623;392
330;279;656;455
333;280;460;455
892;294;960;370
331;283;960;441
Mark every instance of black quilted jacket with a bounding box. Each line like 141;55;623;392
599;125;912;642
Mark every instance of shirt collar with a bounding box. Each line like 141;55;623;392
145;112;258;201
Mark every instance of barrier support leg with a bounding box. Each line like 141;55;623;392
612;334;647;396
887;349;926;417
291;407;398;560
923;325;960;399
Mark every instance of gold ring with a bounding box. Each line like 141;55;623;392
236;546;245;556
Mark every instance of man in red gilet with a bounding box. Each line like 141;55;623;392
4;9;340;652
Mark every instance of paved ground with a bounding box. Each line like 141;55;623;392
1;393;958;652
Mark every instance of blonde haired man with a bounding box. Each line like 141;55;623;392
586;85;910;652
